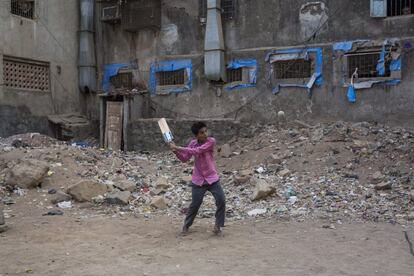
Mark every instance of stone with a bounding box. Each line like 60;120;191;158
240;169;252;176
371;171;385;184
219;144;232;158
50;191;72;204
406;212;414;221
150;196;168;209
105;191;131;205
251;179;276;201
374;182;392;190
114;180;136;192
67;180;109;202
155;177;171;190
410;191;414;202
5;159;49;189
0;224;7;233
180;175;192;184
247;208;267;216
233;174;251;185
278;169;291;177
267;154;282;165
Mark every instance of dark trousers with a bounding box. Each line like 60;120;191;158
184;181;226;228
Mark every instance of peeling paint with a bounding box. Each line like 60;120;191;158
299;2;328;39
160;24;178;50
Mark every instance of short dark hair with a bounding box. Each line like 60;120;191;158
191;122;207;136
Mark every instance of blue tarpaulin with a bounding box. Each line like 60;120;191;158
332;40;369;51
265;48;323;95
149;59;192;94
225;59;257;91
102;62;131;93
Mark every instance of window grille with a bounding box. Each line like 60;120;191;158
199;0;236;20
387;0;414;16
273;59;312;79
156;69;185;86
226;68;242;82
3;56;50;91
110;72;133;89
11;0;35;19
347;52;391;78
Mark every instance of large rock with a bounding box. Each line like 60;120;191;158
114;180;136;192
155;177;171;190
374;182;392;190
67;180;109;202
5;159;49;189
371;171;385;184
50;191;72;204
233;174;251;185
251;179;276;201
150;196;168;209
105;191;131;205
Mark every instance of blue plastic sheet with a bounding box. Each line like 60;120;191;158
332;40;369;51
376;44;386;76
390;58;401;71
265;48;323;95
225;59;257;91
102;62;130;93
149;59;192;94
347;84;356;103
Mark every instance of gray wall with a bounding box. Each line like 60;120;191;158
97;0;414;127
0;0;80;137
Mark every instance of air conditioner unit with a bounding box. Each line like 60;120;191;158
101;5;120;23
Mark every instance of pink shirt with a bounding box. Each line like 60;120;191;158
174;137;220;186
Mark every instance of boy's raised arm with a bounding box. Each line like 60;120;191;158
178;138;215;156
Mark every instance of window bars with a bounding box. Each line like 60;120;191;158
387;0;414;16
156;69;185;86
11;0;35;19
347;52;391;78
273;59;312;79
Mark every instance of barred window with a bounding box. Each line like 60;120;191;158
3;56;50;92
110;72;133;89
226;68;242;82
11;0;35;19
387;0;414;16
273;59;312;79
347;52;391;78
199;0;236;20
156;69;185;86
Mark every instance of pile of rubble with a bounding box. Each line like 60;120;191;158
1;121;414;226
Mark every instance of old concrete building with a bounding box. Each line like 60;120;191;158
1;0;414;150
0;0;84;137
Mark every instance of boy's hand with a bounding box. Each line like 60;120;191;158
169;142;178;152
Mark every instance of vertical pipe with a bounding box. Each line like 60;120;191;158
79;0;97;93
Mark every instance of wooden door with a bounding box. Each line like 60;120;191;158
105;101;123;150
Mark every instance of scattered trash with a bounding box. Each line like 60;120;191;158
57;201;72;209
43;210;64;216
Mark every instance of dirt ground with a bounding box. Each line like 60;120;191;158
1;206;413;276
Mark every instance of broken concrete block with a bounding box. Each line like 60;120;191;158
67;180;108;202
114;180;136;192
371;171;385;184
374;182;392;190
50;191;72;204
155;177;171;190
5;159;49;189
150;196;168;209
233;174;251;185
220;144;232;158
105;191;131;205
278;169;291;178
251;179;276;201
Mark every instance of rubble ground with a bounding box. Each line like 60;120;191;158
0;121;414;274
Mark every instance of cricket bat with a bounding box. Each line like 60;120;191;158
158;118;174;143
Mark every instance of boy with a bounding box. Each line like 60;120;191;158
169;122;225;235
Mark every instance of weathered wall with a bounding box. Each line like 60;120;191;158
126;118;242;151
0;0;80;137
97;0;414;127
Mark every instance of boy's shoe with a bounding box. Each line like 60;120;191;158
180;226;189;236
213;224;222;235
